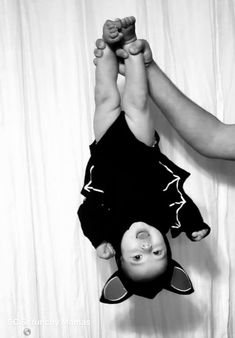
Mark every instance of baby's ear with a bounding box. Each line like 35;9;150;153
100;271;132;304
96;242;116;260
164;260;194;294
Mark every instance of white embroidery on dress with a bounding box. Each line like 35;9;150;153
159;161;186;229
84;165;104;194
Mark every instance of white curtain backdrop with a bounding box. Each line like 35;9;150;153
1;0;235;337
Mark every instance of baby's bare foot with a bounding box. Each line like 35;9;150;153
102;19;123;45
190;229;210;241
120;16;137;45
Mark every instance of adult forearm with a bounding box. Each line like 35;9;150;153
146;61;227;158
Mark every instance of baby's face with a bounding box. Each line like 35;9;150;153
120;222;168;281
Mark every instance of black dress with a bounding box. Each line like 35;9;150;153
78;112;210;256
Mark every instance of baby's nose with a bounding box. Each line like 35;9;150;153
140;241;152;250
137;232;152;250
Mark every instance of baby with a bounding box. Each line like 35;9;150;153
78;17;210;303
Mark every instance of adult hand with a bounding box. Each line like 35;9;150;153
93;38;153;73
93;38;126;75
116;39;153;67
93;39;106;66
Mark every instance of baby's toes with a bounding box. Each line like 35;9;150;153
110;30;119;39
109;26;117;33
111;32;123;43
105;20;114;27
129;16;136;24
125;16;135;25
121;16;136;27
114;19;122;30
121;17;128;28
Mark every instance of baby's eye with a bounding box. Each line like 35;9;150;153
133;255;142;261
153;250;163;256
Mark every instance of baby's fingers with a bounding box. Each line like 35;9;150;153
191;229;209;241
107;243;116;256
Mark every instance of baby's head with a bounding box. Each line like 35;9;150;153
119;222;169;282
100;220;194;304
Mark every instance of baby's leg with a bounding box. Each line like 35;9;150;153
121;17;155;146
94;23;121;142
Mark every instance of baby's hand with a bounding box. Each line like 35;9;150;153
190;229;210;241
96;242;116;260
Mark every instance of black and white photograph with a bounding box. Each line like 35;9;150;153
0;1;235;337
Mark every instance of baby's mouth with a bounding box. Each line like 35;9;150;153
136;231;150;239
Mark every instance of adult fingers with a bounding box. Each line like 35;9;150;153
115;48;129;59
93;58;98;66
129;39;153;65
118;63;125;76
95;38;106;49
128;39;145;55
94;48;103;58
